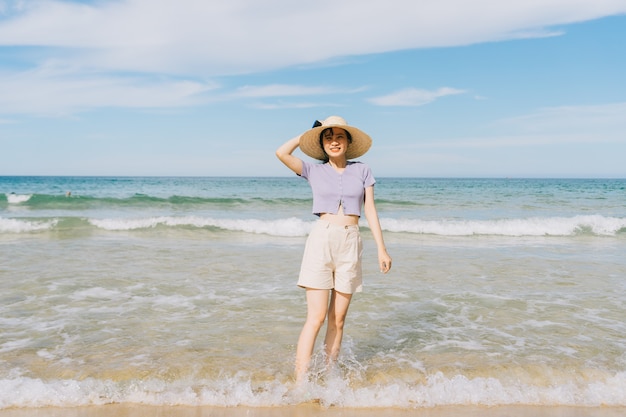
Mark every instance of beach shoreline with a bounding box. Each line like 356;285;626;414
2;404;626;417
2;177;625;411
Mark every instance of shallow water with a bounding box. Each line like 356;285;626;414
1;176;625;408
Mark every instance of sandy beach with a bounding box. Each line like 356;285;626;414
0;405;625;417
1;405;626;417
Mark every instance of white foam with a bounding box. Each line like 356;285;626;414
1;371;625;409
5;193;32;204
382;215;626;236
89;216;313;237
80;214;626;237
0;217;58;233
70;287;123;300
148;294;197;310
0;338;33;354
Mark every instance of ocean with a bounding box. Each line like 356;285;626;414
1;176;625;410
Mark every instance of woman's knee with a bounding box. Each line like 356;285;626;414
305;311;327;329
331;314;346;330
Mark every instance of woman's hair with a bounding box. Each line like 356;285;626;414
318;128;353;161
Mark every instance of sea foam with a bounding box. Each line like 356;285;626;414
5;193;32;204
0;217;58;233
6;214;623;237
382;215;626;236
89;216;313;237
88;215;626;237
1;370;625;409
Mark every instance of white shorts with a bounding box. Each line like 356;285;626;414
297;220;363;294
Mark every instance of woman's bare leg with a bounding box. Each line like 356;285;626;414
323;290;352;365
295;289;330;383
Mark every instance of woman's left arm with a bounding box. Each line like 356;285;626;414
363;186;392;273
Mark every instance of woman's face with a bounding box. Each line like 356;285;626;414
321;127;350;159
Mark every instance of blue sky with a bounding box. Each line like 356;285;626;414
1;0;625;177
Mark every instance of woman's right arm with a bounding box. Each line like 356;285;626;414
275;135;303;175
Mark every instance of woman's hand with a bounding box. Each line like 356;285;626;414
378;249;392;274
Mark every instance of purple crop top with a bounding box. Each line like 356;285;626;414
300;160;376;217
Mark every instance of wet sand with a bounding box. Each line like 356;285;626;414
1;405;626;417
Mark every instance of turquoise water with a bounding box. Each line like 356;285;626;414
1;176;626;408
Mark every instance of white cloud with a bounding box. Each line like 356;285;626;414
0;65;220;115
0;0;625;115
396;102;626;149
1;0;625;76
250;101;326;110
232;84;344;98
421;133;606;149
368;87;466;106
230;84;366;110
495;102;626;133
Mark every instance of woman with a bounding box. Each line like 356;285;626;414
275;115;392;383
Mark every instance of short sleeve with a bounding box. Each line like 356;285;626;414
300;160;312;180
363;164;375;188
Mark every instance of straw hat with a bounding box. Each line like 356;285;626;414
299;116;372;161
